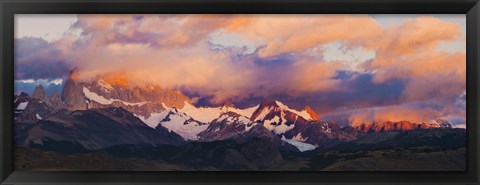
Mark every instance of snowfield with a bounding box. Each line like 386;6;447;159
35;113;42;120
160;109;209;141
16;102;29;110
180;101;259;123
281;136;317;152
83;87;147;106
275;101;313;120
135;111;171;128
216;113;256;132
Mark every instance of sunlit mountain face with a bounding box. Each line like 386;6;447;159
13;14;466;171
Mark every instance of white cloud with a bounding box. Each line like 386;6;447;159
15;14;79;42
15;78;64;86
316;41;375;71
208;29;259;55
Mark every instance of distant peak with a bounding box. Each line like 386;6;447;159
32;83;47;100
352;120;448;133
35;84;45;91
19;92;30;97
429;119;453;128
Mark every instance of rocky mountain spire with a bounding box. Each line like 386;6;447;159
32;84;47;102
49;90;64;108
61;67;87;110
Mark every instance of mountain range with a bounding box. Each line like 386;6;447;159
15;70;454;152
13;70;464;171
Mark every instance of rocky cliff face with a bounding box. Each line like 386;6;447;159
353;120;452;133
82;79;191;118
16;98;53;124
32;84;48;103
61;70;88;110
49;90;65;108
56;68;191;119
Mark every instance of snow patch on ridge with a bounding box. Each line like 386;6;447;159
255;107;273;121
216;113;256;131
180;102;223;123
36;113;42;120
220;105;259;118
281;136;317;152
83;87;147;106
17;102;28;110
136;111;171;128
293;133;308;142
275;101;313;120
263;116;294;134
160;109;209;141
97;80;114;92
180;101;259;123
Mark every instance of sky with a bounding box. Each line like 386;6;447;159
14;14;466;127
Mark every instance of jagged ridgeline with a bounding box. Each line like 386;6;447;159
13;69;465;171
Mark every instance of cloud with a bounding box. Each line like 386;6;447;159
210;15;383;58
15;14;79;42
15;37;74;80
367;17;465;107
374;17;461;55
322;101;465;126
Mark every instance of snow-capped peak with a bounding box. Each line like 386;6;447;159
159;107;208;141
220;104;259;119
429;119;453;128
180;101;223;123
274;100;314;121
214;112;256;131
180;101;260;123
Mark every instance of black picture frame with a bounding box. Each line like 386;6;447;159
1;0;479;184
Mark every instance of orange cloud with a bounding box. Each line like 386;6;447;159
217;15;383;58
375;16;461;55
348;104;446;126
368;17;465;104
16;14;466;123
289;60;343;94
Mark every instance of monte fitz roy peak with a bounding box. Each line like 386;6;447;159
14;69;453;152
